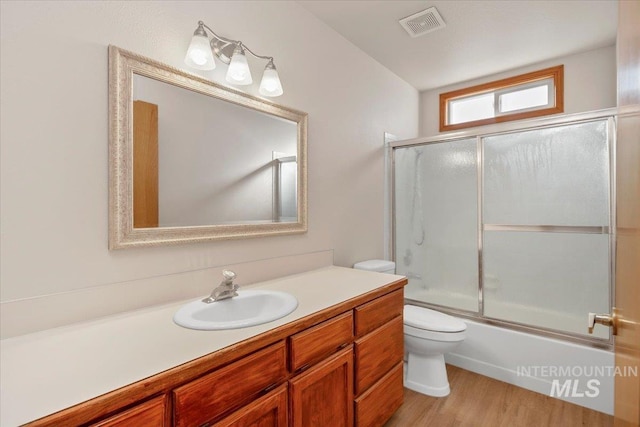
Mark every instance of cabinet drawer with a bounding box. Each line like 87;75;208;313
289;311;353;372
212;385;288;427
173;341;287;427
91;395;167;427
354;315;403;395
354;289;403;337
355;362;403;427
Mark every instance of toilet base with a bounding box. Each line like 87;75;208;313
404;352;451;397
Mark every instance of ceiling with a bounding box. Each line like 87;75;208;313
298;0;617;91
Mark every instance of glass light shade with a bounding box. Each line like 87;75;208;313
185;34;216;70
259;67;283;97
226;48;252;85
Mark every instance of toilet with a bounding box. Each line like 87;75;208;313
403;305;466;397
353;259;467;397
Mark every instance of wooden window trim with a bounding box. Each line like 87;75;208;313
439;65;564;132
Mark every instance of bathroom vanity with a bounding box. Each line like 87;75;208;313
2;267;406;426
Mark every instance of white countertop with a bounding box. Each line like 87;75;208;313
0;266;404;426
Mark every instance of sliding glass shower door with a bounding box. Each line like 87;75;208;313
482;120;611;339
394;138;479;312
394;116;613;342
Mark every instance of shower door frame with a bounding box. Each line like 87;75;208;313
389;108;617;349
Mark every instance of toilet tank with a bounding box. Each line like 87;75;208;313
353;259;396;274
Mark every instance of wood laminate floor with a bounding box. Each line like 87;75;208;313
384;365;613;427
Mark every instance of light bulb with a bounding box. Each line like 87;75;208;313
259;62;283;97
226;45;252;85
184;25;215;71
190;50;208;66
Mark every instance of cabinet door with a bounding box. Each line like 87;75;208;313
90;395;167;427
289;346;354;427
212;385;287;427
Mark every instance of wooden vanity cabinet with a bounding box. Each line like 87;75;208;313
354;288;404;336
289;347;354;427
288;312;355;427
172;341;287;427
211;385;288;427
289;311;353;372
89;395;168;427
26;280;407;427
355;316;403;395
355;363;403;427
353;289;405;427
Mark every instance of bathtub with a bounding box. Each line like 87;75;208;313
405;289;614;414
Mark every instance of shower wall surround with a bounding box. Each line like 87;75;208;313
394;111;614;343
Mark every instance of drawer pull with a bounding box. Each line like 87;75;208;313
295;363;311;374
262;382;279;393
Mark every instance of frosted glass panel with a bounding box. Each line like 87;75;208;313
449;93;494;124
483;231;610;338
484;120;609;226
499;84;548;112
394;139;478;312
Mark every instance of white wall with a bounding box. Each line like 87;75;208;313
419;45;616;136
0;2;418;317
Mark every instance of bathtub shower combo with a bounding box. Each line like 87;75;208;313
392;110;616;413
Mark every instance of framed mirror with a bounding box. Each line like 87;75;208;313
108;46;307;249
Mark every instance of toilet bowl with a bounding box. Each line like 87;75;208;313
404;305;466;397
352;260;466;397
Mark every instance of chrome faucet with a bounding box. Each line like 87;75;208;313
202;270;239;303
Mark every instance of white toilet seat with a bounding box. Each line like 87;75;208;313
404;305;467;332
404;324;465;342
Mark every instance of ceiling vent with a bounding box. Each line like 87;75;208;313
399;7;446;38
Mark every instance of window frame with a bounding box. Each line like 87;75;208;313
439;65;564;132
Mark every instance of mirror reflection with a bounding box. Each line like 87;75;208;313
108;46;307;249
132;74;298;228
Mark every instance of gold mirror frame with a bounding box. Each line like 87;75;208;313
108;46;307;249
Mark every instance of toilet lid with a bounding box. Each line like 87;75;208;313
404;305;467;332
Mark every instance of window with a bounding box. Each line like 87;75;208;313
440;65;564;132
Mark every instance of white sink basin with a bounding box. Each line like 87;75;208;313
173;290;298;330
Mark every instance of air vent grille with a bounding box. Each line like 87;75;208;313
399;7;446;38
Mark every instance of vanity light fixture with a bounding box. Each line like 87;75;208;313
185;21;283;97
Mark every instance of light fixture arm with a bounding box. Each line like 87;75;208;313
199;21;274;63
240;44;274;63
199;21;238;48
